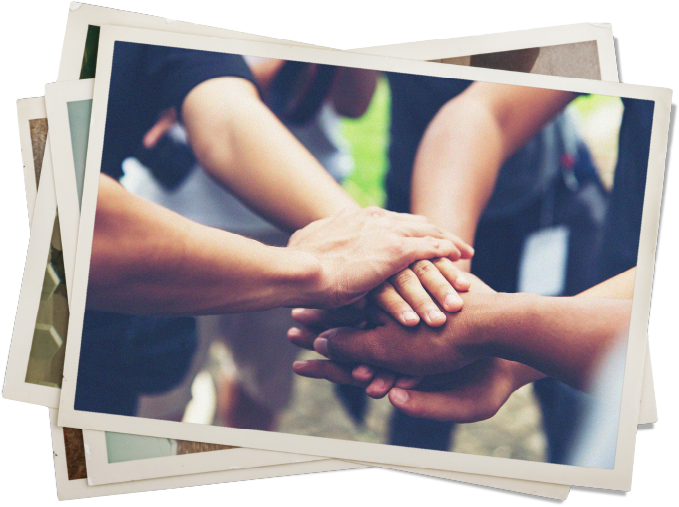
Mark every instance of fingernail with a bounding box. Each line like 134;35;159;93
457;274;470;285
314;337;329;357
428;310;445;322
402;311;419;324
391;388;409;404
318;328;337;339
354;365;373;377
292;360;309;370
444;294;461;309
291;308;305;317
373;378;386;391
287;327;302;338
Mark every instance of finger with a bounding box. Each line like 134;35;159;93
287;326;317;350
388;388;486;423
395;224;473;262
410;259;463;313
370;281;421;326
292;360;367;387
394;375;423;389
352;364;376;383
142;109;177;149
395;220;452;240
365;370;396;399
314;326;420;375
432;258;471;294
399;237;458;267
290;306;366;330
389;268;446;327
442;232;475;259
313;327;378;365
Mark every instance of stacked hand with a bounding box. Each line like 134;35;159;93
288;274;546;423
287;206;474;325
143;113;473;324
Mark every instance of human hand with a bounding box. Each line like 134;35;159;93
288;303;419;397
371;258;471;327
292;357;545;423
388;359;545;422
289;273;497;377
287;206;473;309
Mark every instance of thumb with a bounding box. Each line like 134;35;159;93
388;387;496;424
314;327;380;366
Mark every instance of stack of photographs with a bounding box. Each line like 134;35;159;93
2;2;671;504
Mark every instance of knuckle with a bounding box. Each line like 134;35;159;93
373;282;395;299
365;206;384;217
365;339;389;364
392;269;416;287
428;237;441;250
438;238;455;253
432;257;451;268
411;260;435;278
413;296;434;309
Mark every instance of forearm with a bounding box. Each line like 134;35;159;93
88;175;321;315
477;293;632;390
501;269;636;390
411;94;504;247
411;84;576;248
182;78;358;233
578;268;636;299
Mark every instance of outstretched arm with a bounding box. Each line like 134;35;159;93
410;83;577;260
386;269;637;420
292;269;636;394
181;77;357;233
88;173;318;314
88;175;461;315
134;76;474;324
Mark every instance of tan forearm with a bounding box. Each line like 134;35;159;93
88;175;321;315
411;83;576;248
182;77;358;233
578;268;636;299
411;93;505;247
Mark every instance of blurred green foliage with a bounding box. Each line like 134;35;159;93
340;78;390;208
570;93;622;116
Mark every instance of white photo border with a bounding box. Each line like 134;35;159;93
57;25;671;490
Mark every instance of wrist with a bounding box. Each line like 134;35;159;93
272;247;324;308
471;292;542;361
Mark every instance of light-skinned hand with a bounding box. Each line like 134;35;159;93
287;206;473;309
